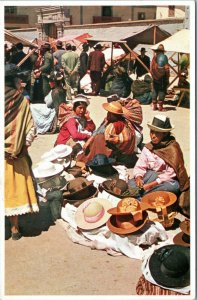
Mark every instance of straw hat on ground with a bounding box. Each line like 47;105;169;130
33;161;63;178
141;191;177;209
173;219;190;247
75;198;112;230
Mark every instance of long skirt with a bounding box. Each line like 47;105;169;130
5;156;39;217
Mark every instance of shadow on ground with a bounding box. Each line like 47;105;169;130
5;203;55;240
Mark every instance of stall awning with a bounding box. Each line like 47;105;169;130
151;29;190;54
5;29;38;48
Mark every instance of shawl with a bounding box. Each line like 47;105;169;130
145;137;189;192
5;86;33;158
150;56;169;81
119;98;143;125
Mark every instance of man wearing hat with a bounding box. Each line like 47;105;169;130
78;43;89;93
128;114;190;216
53;40;66;72
87;44;106;95
133;47;150;78
150;44;170;111
61;43;80;100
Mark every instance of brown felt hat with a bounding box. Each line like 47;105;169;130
107;210;148;235
100;179;129;198
63;185;98;208
141;191;177;209
173;219;190;247
63;177;94;200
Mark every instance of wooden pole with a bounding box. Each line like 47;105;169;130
153;26;156;44
111;42;113;66
124;43;150;73
17;49;36;68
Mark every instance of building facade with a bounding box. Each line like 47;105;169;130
5;5;186;40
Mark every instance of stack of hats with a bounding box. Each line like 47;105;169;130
41;144;72;169
107;198;149;234
141;191;177;228
63;177;98;207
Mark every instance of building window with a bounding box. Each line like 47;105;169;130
169;6;175;17
138;12;146;20
102;6;112;17
5;6;17;14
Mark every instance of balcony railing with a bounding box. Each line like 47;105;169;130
93;16;121;23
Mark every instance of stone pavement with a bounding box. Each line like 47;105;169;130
4;97;191;296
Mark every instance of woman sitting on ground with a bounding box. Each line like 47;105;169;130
55;95;95;155
128;114;190;216
78;100;143;166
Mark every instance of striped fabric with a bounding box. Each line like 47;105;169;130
136;275;186;296
5;86;34;158
104;120;136;155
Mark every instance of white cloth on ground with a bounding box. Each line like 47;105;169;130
60;203;168;260
141;250;190;294
30;103;56;134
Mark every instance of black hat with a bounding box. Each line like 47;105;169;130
147;115;174;132
42;43;51;50
149;244;190;288
140;47;146;52
86;154;117;177
94;43;103;50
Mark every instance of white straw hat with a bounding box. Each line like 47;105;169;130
53;144;72;158
41;150;58;162
33;161;63;178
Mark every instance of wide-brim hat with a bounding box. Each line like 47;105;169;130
63;177;94;200
149;244;190;288
153;44;166;52
107;198;149;216
41;150;58;162
141;191;177;209
100;179;130;198
75;198;113;230
33;161;63;178
53;144;72;158
56;40;63;47
63;185;98;208
147;115;174;132
140;47;147;52
94;43;103;50
86;154;115;168
107;211;148;234
103;101;126;115
173;232;190;247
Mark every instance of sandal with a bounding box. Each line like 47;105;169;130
11;232;22;240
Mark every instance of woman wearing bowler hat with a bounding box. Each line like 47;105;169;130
128;114;190;216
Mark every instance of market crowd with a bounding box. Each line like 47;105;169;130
5;39;191;296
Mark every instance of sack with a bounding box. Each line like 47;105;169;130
44;90;53;108
46;190;63;222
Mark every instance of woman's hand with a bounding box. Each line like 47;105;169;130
135;176;144;188
143;181;158;191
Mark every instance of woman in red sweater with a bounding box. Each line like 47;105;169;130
55;95;95;154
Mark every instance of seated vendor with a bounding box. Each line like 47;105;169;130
77;100;143;167
128;114;190;216
55;95;95;155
